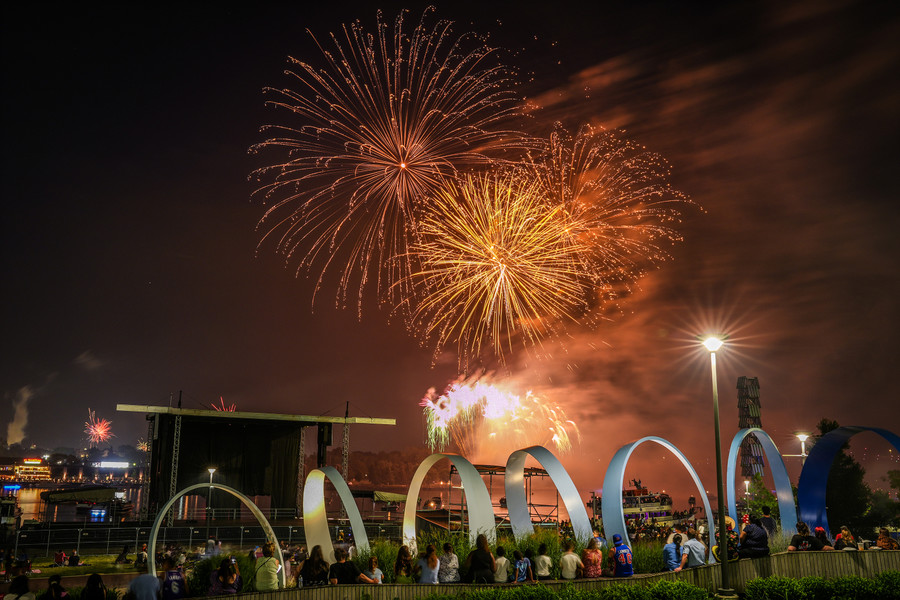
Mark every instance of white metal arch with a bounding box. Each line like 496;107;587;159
402;453;495;554
505;445;592;543
303;466;370;564
148;483;286;587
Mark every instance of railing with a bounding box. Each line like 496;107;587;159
3;549;897;597
13;523;403;556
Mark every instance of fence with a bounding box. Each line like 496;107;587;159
13;523;403;556
1;550;897;597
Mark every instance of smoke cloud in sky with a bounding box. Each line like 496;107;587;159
7;385;33;445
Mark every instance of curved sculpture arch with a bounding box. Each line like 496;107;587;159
726;428;798;536
303;466;370;563
148;483;285;587
601;436;714;563
798;426;900;533
505;446;592;543
402;453;495;553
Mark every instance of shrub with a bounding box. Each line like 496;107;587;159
744;575;804;600
186;553;256;596
875;571;900;600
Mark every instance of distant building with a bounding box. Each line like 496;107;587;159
736;377;765;477
0;457;52;481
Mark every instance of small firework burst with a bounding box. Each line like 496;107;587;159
420;376;579;459
85;409;114;446
136;438;149;452
211;397;237;412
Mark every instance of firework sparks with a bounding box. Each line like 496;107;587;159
408;171;588;363
251;8;521;312
420;377;579;459
531;123;692;298
85;409;114;446
136;438;149;452
211;397;237;412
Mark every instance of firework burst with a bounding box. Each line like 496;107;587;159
85;409;114;447
137;438;149;452
420;376;579;459
530;123;692;298
211;397;236;412
251;8;521;312
408;171;588;363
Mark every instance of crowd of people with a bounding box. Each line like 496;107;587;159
3;512;897;597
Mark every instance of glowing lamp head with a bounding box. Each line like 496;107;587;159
796;434;809;442
208;467;217;475
702;336;724;352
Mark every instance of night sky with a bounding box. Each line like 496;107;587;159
3;1;899;504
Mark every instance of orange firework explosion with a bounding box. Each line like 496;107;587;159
251;8;521;312
420;376;579;459
85;409;114;446
529;123;692;299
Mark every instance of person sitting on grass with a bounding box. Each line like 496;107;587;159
53;550;68;567
114;545;132;565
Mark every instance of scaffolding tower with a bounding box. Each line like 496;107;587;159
736;376;765;477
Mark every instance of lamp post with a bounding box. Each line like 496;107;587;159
206;468;216;541
744;479;751;510
796;434;809;466
703;336;734;599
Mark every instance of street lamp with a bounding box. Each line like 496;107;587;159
702;335;734;599
206;468;216;541
796;434;809;466
744;479;750;509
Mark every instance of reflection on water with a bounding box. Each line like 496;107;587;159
12;487;146;523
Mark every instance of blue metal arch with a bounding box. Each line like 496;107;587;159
505;446;592;544
726;428;798;536
601;436;714;562
798;426;900;533
303;466;370;563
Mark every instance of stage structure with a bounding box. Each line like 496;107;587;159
116;404;394;523
736;377;765;477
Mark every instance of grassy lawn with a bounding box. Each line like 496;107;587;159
24;555;142;578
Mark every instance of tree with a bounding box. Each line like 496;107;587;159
816;418;872;535
746;473;780;520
